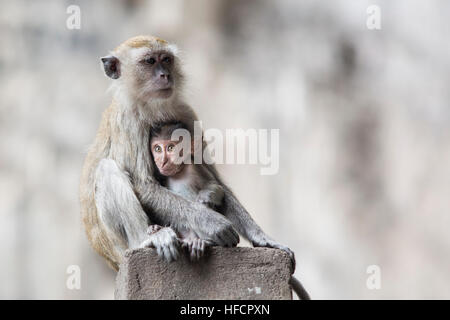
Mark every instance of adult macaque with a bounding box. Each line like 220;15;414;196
80;35;239;269
79;36;302;296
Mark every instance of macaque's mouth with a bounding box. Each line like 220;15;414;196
160;163;182;176
160;162;172;171
154;87;173;99
160;167;174;176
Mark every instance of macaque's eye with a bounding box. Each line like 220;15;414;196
145;57;156;65
167;144;175;152
162;56;172;64
154;145;162;153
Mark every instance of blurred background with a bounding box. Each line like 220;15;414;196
1;0;450;299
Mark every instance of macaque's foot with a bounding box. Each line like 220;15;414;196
141;227;180;262
252;239;296;271
181;238;208;261
147;224;162;235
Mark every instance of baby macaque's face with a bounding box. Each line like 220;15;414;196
151;138;184;177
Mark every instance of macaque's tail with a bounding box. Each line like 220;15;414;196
289;276;311;300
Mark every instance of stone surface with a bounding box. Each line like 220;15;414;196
115;247;294;300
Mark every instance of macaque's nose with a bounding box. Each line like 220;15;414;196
156;64;170;81
161;152;168;166
159;72;169;80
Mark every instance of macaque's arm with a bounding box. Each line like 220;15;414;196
204;164;296;268
137;179;239;247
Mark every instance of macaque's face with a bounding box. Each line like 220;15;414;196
131;49;176;99
151;138;184;177
102;36;183;102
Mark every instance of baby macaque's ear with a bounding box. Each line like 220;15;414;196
101;55;121;79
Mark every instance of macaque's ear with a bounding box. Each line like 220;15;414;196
101;55;121;79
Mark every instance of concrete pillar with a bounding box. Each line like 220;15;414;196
115;247;294;300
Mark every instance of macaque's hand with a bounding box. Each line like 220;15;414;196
252;237;296;271
196;192;216;208
141;227;180;262
196;185;224;208
194;203;240;248
147;224;162;235
180;238;209;260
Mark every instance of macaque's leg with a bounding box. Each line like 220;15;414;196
221;186;296;268
95;159;179;261
205;164;296;268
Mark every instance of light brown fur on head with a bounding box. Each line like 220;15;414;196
114;35;169;53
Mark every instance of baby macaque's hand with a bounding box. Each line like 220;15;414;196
180;238;209;261
196;184;224;209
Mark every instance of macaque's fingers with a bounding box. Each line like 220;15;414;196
218;227;240;247
156;244;163;257
160;240;178;262
195;239;203;260
256;239;296;271
149;227;180;262
282;247;296;270
190;239;202;260
200;232;221;247
194;239;201;260
202;223;238;247
190;246;197;261
162;245;173;262
180;238;194;250
200;239;205;253
168;242;180;261
180;239;189;249
198;240;206;259
212;230;231;247
218;233;231;248
211;235;225;247
274;244;295;266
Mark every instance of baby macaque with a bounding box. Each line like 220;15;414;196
149;121;224;260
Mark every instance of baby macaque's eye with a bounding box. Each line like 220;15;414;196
162;56;172;64
145;57;156;65
167;144;175;152
154;145;162;153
